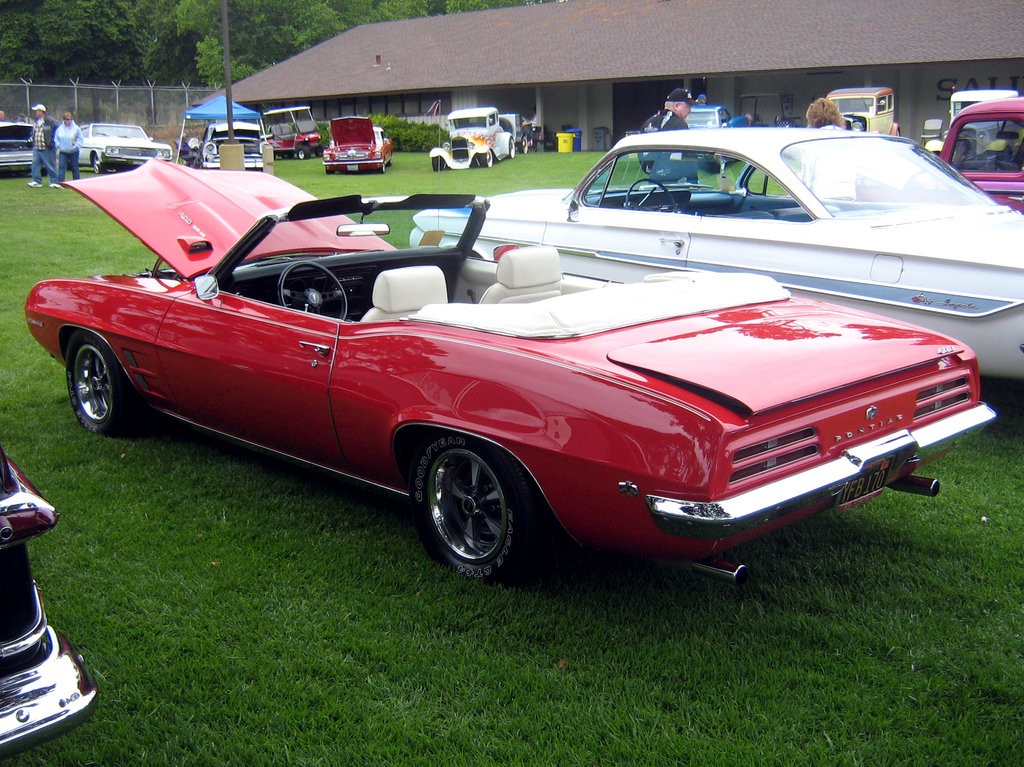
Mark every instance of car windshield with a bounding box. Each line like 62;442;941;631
948;118;1024;173
95;124;147;139
450;117;488;130
781;137;997;216
211;128;261;142
830;97;874;114
688;108;730;128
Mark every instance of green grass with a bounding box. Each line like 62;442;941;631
2;154;1022;766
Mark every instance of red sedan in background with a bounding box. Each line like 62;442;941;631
322;116;393;174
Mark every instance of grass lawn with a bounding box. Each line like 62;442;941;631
1;153;1022;766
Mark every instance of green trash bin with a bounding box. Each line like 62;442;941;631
556;132;575;153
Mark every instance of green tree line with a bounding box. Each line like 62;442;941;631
0;0;540;86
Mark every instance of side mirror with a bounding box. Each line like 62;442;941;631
567;199;579;222
194;274;219;301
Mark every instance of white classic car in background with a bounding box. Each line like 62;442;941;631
80;123;173;173
200;121;265;170
430;107;516;170
413;128;1024;379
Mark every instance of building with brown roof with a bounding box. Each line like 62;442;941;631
231;0;1024;149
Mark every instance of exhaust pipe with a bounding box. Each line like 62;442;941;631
889;475;940;497
692;556;748;585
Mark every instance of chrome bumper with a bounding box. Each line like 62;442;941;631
0;625;98;757
646;403;996;540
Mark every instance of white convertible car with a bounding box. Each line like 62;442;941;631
413;128;1024;379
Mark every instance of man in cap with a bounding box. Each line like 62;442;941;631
660;88;694;130
28;104;60;188
640;88;694;132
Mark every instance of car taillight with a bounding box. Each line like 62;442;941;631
729;427;819;484
914;376;970;417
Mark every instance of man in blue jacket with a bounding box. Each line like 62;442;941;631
28;104;60;188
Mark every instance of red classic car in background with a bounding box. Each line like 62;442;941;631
322;116;393;173
940;96;1024;212
262;106;322;160
0;441;97;757
25;161;994;584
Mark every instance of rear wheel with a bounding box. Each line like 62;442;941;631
409;434;548;583
65;330;140;435
507;138;516;160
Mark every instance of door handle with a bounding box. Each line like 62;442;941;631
298;340;332;358
658;238;686;256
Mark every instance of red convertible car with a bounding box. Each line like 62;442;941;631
1;441;97;756
25;161;994;583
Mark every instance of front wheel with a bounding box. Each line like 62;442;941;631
65;330;139;435
295;144;311;160
91;154;103;174
409;434;548;583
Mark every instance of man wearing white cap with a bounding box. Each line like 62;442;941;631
28;104;60;188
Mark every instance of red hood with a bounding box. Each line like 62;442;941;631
330;117;375;147
64;160;319;279
608;301;965;414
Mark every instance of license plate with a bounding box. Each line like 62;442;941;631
837;456;894;507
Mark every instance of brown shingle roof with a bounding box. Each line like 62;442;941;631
232;0;1024;102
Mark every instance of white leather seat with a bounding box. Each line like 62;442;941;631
479;246;562;304
360;265;448;322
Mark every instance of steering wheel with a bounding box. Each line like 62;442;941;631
625;179;678;211
277;261;348;319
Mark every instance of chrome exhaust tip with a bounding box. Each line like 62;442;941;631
692;556;748;585
889;475;940;497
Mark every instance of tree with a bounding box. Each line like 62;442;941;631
36;0;141;80
177;0;344;84
0;2;46;80
135;0;204;83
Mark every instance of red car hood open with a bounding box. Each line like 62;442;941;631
608;302;965;415
330;117;375;148
64;160;320;279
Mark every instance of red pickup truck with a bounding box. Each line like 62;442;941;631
940;96;1024;212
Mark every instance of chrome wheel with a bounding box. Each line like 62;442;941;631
410;434;549;582
427;448;508;562
71;342;112;426
65;330;139;435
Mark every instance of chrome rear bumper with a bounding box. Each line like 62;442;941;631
0;625;98;757
647;403;996;540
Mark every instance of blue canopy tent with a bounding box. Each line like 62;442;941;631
183;95;260;121
176;95;264;162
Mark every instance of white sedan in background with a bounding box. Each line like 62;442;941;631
414;128;1024;379
79;122;173;173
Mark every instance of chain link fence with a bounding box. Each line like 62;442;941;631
0;82;217;142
